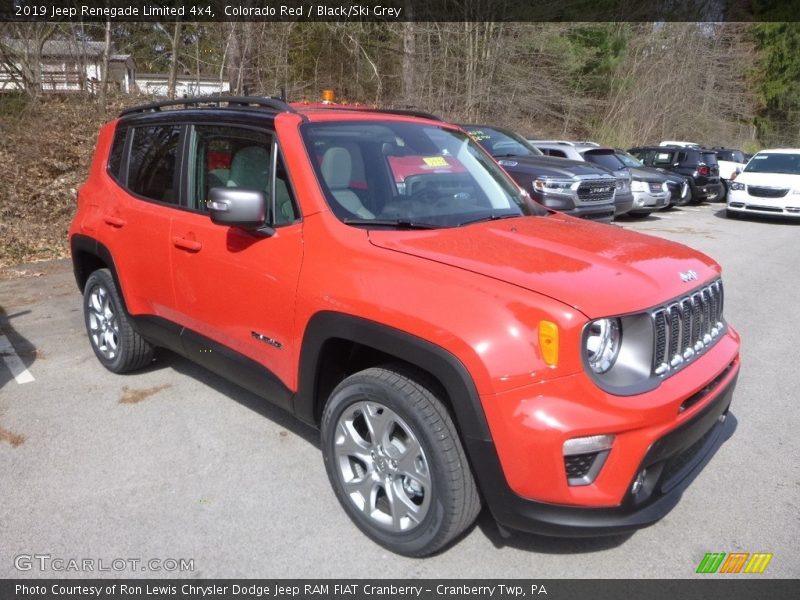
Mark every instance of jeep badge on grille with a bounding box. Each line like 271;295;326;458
680;270;698;282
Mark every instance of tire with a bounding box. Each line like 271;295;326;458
627;210;652;218
726;208;740;219
720;180;729;202
83;269;154;373
321;366;481;556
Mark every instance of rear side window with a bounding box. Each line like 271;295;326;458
128;125;182;204
701;152;718;166
546;149;568;158
653;151;675;167
107;127;127;181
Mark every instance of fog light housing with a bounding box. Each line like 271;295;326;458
563;434;614;486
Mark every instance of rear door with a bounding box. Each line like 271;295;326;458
169;122;303;397
103;123;184;320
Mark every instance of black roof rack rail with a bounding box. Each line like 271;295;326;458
370;107;443;121
119;96;296;117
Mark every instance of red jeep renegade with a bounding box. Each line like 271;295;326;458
69;97;740;556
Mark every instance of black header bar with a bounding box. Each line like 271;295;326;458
1;0;799;23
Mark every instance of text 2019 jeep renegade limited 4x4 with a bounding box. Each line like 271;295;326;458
69;97;740;556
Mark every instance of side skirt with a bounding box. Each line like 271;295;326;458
130;315;294;411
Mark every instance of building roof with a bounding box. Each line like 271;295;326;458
2;39;123;59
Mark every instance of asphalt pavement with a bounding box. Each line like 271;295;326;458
1;203;798;578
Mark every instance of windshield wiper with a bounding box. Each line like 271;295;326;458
457;213;523;227
343;218;438;230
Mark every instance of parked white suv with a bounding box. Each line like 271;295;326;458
727;149;800;219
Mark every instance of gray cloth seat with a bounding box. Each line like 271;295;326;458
227;146;269;190
320;147;374;219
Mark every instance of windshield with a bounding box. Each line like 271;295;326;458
615;151;643;168
744;152;800;175
463;126;544;158
301;121;540;228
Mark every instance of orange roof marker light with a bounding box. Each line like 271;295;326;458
322;89;336;104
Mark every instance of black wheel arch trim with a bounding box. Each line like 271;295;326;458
293;311;493;443
70;234;129;312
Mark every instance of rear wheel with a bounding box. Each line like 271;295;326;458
83;269;154;373
321;366;480;556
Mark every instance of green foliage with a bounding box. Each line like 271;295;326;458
565;24;629;96
753;22;800;146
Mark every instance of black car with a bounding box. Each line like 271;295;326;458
462;125;618;222
615;149;691;206
628;145;724;202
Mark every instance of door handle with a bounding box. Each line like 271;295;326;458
103;216;126;228
172;236;203;252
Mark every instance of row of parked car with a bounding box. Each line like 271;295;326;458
461;124;749;222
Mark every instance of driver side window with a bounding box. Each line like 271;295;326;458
188;125;299;224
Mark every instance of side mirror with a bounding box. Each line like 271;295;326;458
207;187;274;235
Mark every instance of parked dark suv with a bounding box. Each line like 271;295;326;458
461;125;618;222
628;145;724;202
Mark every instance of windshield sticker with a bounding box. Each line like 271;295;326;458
754;155;767;159
469;130;491;142
423;156;449;167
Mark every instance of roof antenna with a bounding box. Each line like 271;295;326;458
280;87;287;102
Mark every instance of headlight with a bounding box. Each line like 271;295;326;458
582;313;656;394
585;318;621;374
630;180;647;192
729;181;745;191
615;178;631;192
533;178;574;195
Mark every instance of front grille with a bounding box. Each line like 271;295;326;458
576;180;615;203
648;182;663;193
653;280;724;376
746;204;783;213
748;186;788;198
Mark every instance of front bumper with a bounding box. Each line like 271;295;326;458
535;193;615;223
469;330;740;536
613;190;635;216
631;190;670;211
728;190;800;218
691;181;724;202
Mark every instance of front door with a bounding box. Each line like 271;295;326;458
169;124;304;400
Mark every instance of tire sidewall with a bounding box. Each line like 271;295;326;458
321;374;452;556
83;270;127;372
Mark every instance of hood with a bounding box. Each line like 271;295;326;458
737;171;800;189
628;166;668;183
368;216;720;318
495;155;614;179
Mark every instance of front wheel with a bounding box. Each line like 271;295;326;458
627;210;653;218
321;366;480;556
83;269;154;373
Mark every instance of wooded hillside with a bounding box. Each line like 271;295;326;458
1;21;798;266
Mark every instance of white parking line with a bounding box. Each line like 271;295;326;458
0;332;35;384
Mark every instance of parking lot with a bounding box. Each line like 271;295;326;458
1;203;798;579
